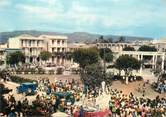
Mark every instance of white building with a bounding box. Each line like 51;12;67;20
8;34;67;65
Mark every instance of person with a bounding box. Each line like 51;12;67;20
16;101;22;116
79;106;84;117
8;107;16;117
101;81;106;93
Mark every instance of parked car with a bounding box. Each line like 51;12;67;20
16;82;37;95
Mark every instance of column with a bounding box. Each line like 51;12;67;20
137;54;140;60
140;54;143;75
155;55;157;69
152;55;155;69
161;54;165;71
26;57;30;63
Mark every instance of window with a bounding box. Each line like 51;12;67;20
37;40;39;46
62;40;64;44
30;48;32;53
21;40;24;46
57;40;60;44
62;48;65;52
57;48;60;52
52;40;54;45
52;48;54;52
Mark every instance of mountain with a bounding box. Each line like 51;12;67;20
0;30;153;43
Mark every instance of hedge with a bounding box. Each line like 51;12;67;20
10;75;36;84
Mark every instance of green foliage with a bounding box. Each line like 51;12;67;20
138;45;157;60
115;36;125;43
38;68;45;74
6;51;25;65
80;63;105;87
115;55;141;74
0;60;4;65
123;46;135;51
98;35;113;43
23;68;36;74
65;52;73;60
138;45;157;51
48;70;55;74
105;52;113;62
39;51;51;61
99;48;113;62
10;75;35;84
56;68;64;75
73;48;99;68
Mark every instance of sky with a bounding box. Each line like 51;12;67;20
0;0;166;39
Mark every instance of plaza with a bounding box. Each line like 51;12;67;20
0;0;166;116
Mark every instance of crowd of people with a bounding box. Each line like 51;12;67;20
108;89;166;117
0;78;87;117
0;77;166;117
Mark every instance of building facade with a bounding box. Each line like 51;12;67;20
8;34;67;65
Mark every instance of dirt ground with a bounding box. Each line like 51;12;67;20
110;80;166;99
16;74;80;83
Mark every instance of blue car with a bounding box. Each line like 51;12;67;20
16;82;37;95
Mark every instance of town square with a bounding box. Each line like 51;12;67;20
0;0;166;117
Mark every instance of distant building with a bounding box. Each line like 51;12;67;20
0;48;21;70
153;38;166;52
67;43;96;52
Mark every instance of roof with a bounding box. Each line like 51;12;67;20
12;34;68;40
11;34;43;40
39;35;68;40
68;43;95;48
155;38;166;43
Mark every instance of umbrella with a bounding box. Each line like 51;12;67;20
51;112;69;117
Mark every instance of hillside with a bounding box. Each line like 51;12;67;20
0;30;153;43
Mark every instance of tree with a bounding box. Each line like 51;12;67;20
138;45;157;51
99;48;113;62
98;36;113;43
115;36;125;43
123;46;135;51
115;55;141;77
72;48;99;68
138;45;157;60
65;52;73;60
39;51;51;62
80;63;104;88
7;51;25;65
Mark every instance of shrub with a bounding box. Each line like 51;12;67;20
56;68;64;75
16;68;22;74
112;75;123;80
136;76;143;81
49;70;55;74
38;68;45;74
10;76;36;84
